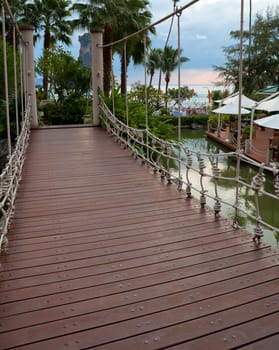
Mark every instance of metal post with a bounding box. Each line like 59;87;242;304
91;28;104;126
20;25;38;127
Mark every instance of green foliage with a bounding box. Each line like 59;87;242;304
167;86;197;104
207;114;232;130
104;90;174;139
129;81;161;109
159;108;171;116
242;125;256;138
210;89;230;103
208;114;218;128
40;97;86;125
36;47;91;101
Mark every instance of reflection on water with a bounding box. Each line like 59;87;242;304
177;128;279;248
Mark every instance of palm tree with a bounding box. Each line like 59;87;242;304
72;0;127;96
157;0;180;104
113;0;154;95
24;0;73;98
0;0;28;45
147;48;162;87
72;0;153;96
160;45;189;106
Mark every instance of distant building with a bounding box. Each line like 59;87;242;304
79;33;92;67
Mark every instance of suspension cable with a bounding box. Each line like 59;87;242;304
111;68;115;116
143;31;149;161
13;23;19;136
177;8;182;187
124;40;128;127
233;0;245;228
19;42;24;120
2;5;12;156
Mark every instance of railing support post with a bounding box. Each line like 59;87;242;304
91;28;104;126
20;25;38;128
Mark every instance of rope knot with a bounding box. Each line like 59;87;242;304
251;168;265;191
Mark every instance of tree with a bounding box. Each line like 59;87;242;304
168;86;196;106
214;6;279;94
72;0;154;96
36;47;91;101
23;0;73;98
0;0;28;45
113;0;154;95
147;48;162;87
160;45;189;98
72;0;127;96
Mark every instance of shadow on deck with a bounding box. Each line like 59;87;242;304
0;126;279;349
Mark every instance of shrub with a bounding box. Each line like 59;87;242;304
40;97;86;125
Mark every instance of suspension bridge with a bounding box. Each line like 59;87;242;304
1;1;279;349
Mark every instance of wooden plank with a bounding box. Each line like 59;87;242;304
1;127;278;350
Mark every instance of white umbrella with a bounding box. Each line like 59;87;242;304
213;103;251;115
254;114;279;130
256;95;279;112
222;94;257;109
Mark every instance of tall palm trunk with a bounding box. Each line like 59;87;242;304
165;74;170;108
120;48;130;95
149;70;154;87
43;29;51;99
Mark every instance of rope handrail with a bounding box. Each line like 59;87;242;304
0;97;31;251
99;97;279;242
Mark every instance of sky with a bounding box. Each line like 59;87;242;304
34;0;279;86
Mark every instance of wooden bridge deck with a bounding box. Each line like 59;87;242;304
1;126;279;350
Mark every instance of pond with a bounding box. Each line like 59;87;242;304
175;128;279;248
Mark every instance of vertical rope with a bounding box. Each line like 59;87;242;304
2;5;12;156
13;23;19;136
176;9;182;190
143;32;149;161
19;42;24;121
233;0;244;228
111;69;115;116
22;41;28;109
123;40;130;148
124;40;128;126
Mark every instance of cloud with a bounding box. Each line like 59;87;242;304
34;0;279;85
126;65;220;86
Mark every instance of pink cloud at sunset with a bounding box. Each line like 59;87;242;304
180;69;220;85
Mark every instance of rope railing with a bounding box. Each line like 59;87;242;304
100;96;279;243
0;0;31;251
94;0;279;245
0;97;31;251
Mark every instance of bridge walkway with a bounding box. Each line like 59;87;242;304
0;126;279;349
